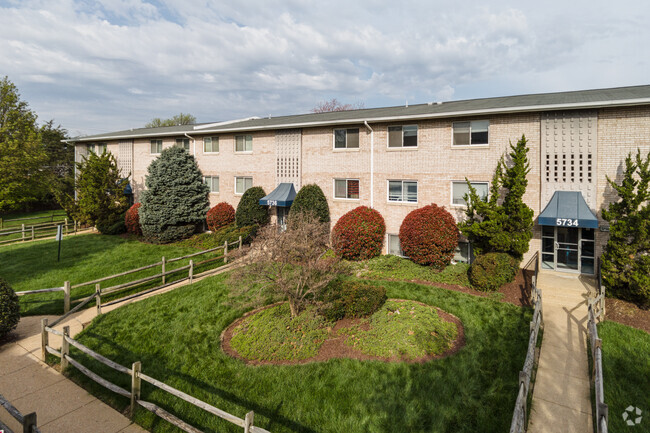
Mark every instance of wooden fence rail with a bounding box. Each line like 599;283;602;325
509;252;543;433
0;211;66;229
588;260;608;433
40;325;269;433
0;220;82;246
0;392;41;433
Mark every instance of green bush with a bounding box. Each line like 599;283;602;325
97;212;127;235
235;186;269;228
0;278;20;339
468;253;520;291
179;223;257;249
289;184;330;223
320;280;387;321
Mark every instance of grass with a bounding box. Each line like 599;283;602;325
63;273;532;433
230;304;330;361
0;233;225;315
348;254;471;287
597;321;650;432
339;300;458;359
0;209;67;229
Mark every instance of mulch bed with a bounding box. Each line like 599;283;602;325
221;299;465;366
605;298;650;334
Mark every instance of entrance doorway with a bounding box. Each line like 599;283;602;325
541;226;595;274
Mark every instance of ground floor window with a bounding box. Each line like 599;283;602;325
334;179;360;199
452;181;488;206
235;176;253;195
388;180;417;203
387;234;406;257
204;176;219;193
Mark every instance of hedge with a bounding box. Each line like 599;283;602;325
332;206;385;260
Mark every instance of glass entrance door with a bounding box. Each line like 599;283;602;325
556;227;579;271
540;226;595;274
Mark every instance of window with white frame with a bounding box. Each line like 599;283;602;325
334;179;360;199
453;241;473;264
388;180;418;203
388;125;418;148
452;181;489;206
88;143;107;154
334;128;359;149
452;120;489;146
176;138;190;151
235;135;253;152
204;137;219;153
150;139;163;154
204;176;219;193
235;176;253;194
388;234;406;257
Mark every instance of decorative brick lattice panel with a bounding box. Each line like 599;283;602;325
275;129;301;187
118;140;133;178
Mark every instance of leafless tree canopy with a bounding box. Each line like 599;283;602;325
232;212;341;317
311;98;365;113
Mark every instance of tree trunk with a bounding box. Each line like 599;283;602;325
288;299;298;317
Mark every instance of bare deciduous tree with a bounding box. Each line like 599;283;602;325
231;212;341;317
311;98;365;113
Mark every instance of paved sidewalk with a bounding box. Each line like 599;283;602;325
0;263;238;433
528;271;596;433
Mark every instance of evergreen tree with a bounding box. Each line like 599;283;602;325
140;146;210;243
71;152;129;228
459;135;533;260
235;186;269;228
601;149;650;306
289;183;330;223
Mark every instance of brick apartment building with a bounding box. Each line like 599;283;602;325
70;85;650;275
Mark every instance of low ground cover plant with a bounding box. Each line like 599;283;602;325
468;252;520;291
399;204;458;268
206;202;235;232
0;278;20;339
332;206;385;260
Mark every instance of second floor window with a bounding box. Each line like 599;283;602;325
235;135;253;152
452;181;489;206
204;137;219;153
150;140;162;154
388;180;418;203
334;128;359;149
388;125;418;148
88;143;107;154
176;138;190;151
334;178;360;199
453;120;489;146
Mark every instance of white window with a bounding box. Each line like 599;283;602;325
388;180;418;203
88;143;107;154
334;128;359;149
150;140;162;154
453;241;473;264
176;138;190;151
204;137;219;153
388;125;418;148
334;179;360;199
235;176;253;194
452;120;489;146
235;135;253;152
204;176;219;193
452;181;489;206
388;234;406;257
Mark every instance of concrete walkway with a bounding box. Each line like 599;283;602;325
0;263;238;433
528;270;597;433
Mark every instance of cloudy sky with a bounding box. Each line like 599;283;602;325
1;0;648;137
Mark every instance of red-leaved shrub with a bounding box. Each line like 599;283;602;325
332;206;385;260
125;203;142;235
206;202;236;232
399;204;459;269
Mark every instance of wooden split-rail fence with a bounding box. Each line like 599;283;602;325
15;237;243;315
509;252;544;433
0;392;41;433
40;323;269;433
587;259;608;433
0;219;83;246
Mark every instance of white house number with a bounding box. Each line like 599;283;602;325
268;200;278;206
556;218;579;227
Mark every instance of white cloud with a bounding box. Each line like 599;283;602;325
0;0;648;135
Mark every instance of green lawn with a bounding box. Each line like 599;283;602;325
0;233;226;315
64;274;532;433
597;321;650;432
0;209;68;229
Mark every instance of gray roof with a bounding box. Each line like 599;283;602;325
71;84;650;142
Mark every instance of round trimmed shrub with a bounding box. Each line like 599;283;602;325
289;184;330;223
0;278;20;339
399;204;459;269
320;280;387;321
206;202;235;232
468;252;520;291
332;206;385;260
125;203;142;235
235;187;269;228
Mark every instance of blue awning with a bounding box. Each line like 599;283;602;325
259;183;297;207
538;191;598;228
123;182;132;195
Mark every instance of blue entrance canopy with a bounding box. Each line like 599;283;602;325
259;183;297;207
538;191;598;228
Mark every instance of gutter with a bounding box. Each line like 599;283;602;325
363;121;374;208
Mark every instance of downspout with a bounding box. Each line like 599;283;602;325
363;121;374;208
184;133;195;155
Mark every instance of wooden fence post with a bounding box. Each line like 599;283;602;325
189;260;194;284
61;326;70;371
22;223;25;241
22;411;37;433
96;283;102;316
162;256;166;285
41;318;48;361
31;226;35;241
0;217;3;229
224;241;228;264
64;218;69;235
238;235;242;249
74;220;78;234
63;281;71;314
130;361;141;418
244;411;254;433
